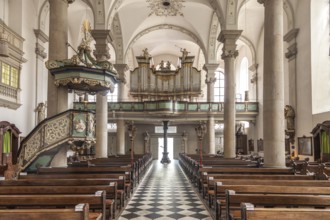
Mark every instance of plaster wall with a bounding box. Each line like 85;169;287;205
311;0;330;114
0;0;38;136
294;0;313;143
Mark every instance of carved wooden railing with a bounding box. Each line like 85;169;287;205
74;101;259;113
17;109;95;172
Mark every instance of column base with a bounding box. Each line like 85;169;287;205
160;152;171;164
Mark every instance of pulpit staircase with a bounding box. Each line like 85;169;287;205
16;109;96;173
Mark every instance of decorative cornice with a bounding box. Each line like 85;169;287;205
284;28;299;43
218;30;242;43
35;42;47;59
34;29;49;43
203;63;219;73
285;43;297;60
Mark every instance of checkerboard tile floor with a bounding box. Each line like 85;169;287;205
118;160;212;220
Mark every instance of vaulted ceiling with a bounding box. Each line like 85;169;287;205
61;0;275;68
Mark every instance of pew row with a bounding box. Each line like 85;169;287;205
0;191;112;220
240;203;330;220
218;190;330;220
0;203;102;220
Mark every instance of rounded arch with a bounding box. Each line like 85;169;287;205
283;0;295;30
38;0;49;33
238;36;257;66
208;0;226;30
124;24;208;61
207;12;221;63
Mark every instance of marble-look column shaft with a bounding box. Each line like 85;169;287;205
218;30;242;158
91;29;113;158
204;63;218;154
259;0;285;167
116;120;126;155
95;92;108;158
113;64;128;155
47;0;69;117
207;117;216;154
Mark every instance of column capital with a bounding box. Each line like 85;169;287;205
218;30;242;60
114;64;129;84
257;0;266;5
90;29;113;43
221;50;239;59
203;63;219;73
97;90;109;96
218;30;242;44
90;29;113;61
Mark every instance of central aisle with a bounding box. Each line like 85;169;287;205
118;160;212;220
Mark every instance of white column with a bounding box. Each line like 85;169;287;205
113;64;128;155
90;30;113;158
218;30;242;158
95;92;108;158
116;120;126;155
203;63;218;154
259;0;285;167
207;117;216;154
47;0;69;117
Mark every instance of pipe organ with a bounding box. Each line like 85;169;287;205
130;52;202;101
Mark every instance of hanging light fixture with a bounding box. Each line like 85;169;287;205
0;0;9;57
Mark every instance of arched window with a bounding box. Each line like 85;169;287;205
238;57;249;101
214;70;225;102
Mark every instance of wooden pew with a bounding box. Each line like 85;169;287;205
0;178;125;210
0;185;117;217
240;203;330;220
199;167;296;199
0;203;102;220
219;190;330;220
0;191;111;220
19;173;130;203
205;174;316;207
37;166;134;194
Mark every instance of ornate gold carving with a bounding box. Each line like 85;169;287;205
45;115;70;145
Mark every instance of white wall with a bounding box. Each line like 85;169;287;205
311;0;330;114
0;0;39;136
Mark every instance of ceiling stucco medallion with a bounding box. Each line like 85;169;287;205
146;0;185;17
